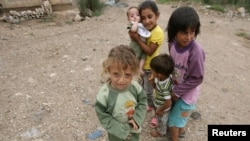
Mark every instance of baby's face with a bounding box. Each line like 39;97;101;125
128;8;140;22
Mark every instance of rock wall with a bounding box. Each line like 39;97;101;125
0;0;71;9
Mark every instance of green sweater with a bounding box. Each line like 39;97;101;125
95;80;147;141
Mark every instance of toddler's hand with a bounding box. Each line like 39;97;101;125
171;92;179;102
128;119;138;130
139;69;144;76
148;73;155;86
156;109;164;117
128;31;139;41
148;73;154;81
126;133;132;140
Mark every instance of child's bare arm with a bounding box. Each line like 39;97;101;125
156;99;172;116
130;21;138;32
139;59;145;75
128;31;158;55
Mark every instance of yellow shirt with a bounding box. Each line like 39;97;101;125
143;25;164;70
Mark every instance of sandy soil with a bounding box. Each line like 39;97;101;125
0;0;250;141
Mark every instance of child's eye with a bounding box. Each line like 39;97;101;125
148;15;153;19
113;72;120;77
125;73;132;78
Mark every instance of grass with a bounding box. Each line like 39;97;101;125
158;0;173;4
38;15;56;23
157;0;237;13
64;20;73;25
236;32;250;40
207;5;225;12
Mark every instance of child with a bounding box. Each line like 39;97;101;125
128;0;164;112
148;53;174;137
95;45;147;141
127;6;151;76
165;6;205;141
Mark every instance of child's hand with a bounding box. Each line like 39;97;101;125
128;119;138;130
148;73;154;81
156;109;164;117
148;73;156;88
128;30;140;42
171;92;179;102
148;73;155;84
126;133;132;140
139;69;144;76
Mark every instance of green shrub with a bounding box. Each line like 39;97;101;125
203;0;250;12
158;0;173;4
208;5;225;12
236;32;250;40
90;0;106;16
76;0;105;17
157;0;250;12
76;0;88;17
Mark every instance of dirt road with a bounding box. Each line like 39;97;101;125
0;0;250;141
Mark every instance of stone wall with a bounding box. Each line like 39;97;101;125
0;0;72;9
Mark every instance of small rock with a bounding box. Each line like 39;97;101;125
190;111;201;120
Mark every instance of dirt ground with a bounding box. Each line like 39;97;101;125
0;0;250;141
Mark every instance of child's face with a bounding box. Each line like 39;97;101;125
140;8;159;31
151;69;166;81
128;8;140;22
176;28;195;47
151;70;159;79
109;63;134;90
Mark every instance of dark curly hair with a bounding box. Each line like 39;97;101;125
150;53;174;77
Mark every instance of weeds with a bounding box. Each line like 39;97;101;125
76;0;105;17
207;5;225;12
157;0;250;12
38;15;56;23
236;32;250;40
